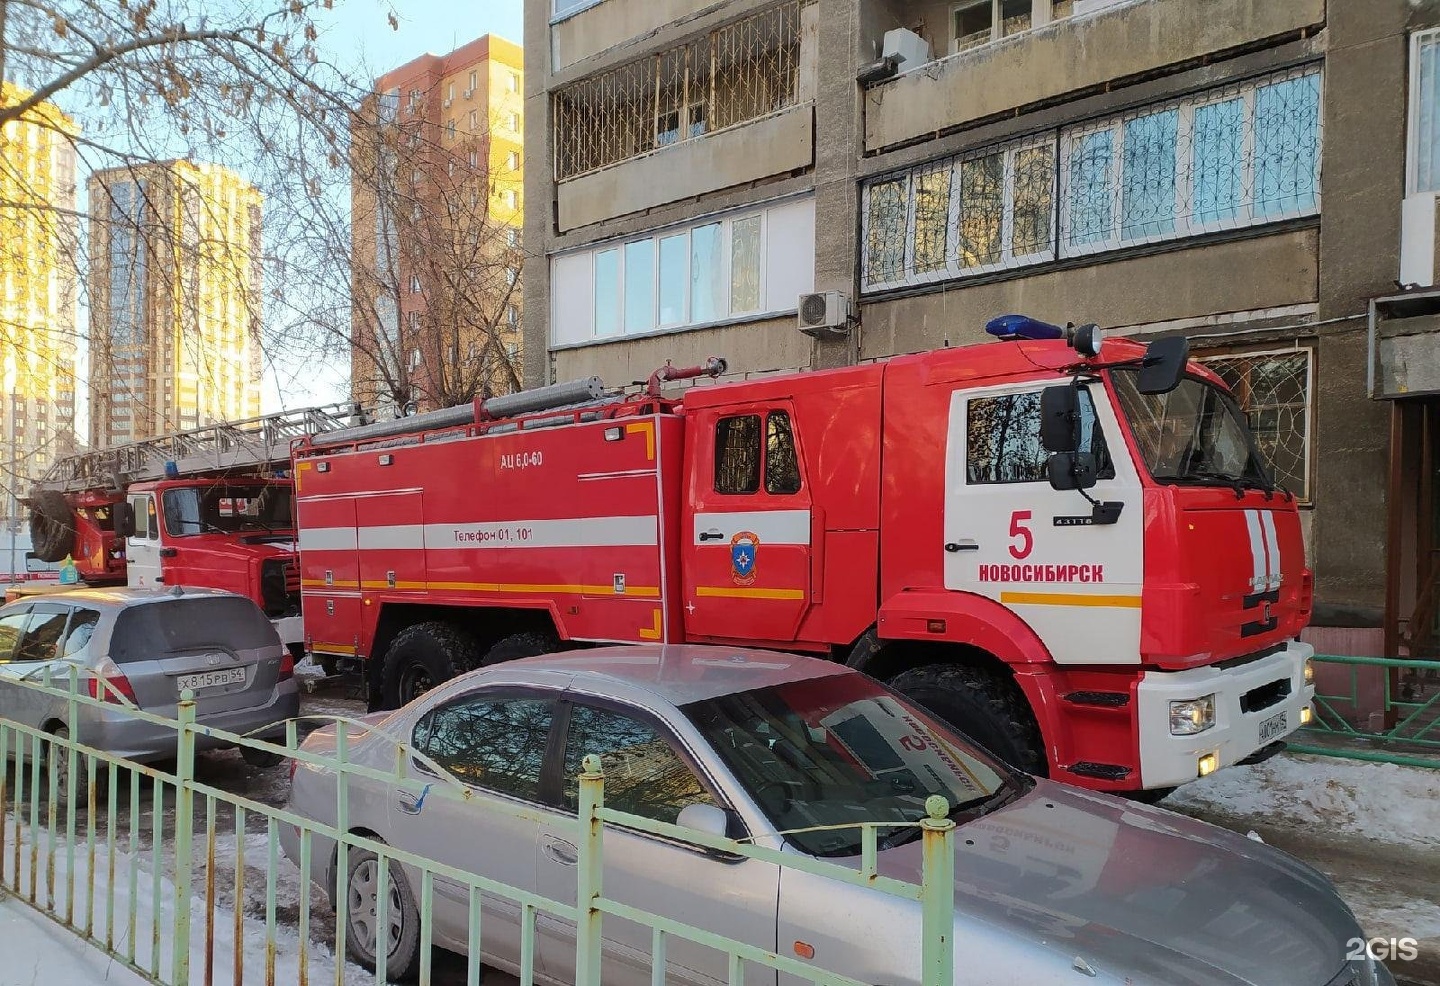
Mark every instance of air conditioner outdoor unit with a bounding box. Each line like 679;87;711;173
881;28;931;74
798;291;851;338
442;97;453;108
463;88;475;100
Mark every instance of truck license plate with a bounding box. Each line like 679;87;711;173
177;667;246;693
1258;711;1288;743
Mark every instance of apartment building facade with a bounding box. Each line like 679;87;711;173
88;161;264;447
524;0;1440;652
0;83;80;489
351;35;525;417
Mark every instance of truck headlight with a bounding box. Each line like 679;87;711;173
1304;658;1314;684
1169;695;1216;735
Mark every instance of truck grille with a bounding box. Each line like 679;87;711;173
1241;677;1291;714
260;559;299;617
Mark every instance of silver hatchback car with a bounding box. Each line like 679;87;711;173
0;586;300;774
284;645;1393;986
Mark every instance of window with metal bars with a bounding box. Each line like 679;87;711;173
551;1;811;181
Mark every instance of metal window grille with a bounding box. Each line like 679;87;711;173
1199;348;1312;501
552;1;811;181
861;66;1321;292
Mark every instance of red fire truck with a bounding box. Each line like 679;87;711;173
291;317;1316;792
26;405;362;657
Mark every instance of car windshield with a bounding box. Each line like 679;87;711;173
1110;369;1272;489
683;674;1030;857
162;484;294;537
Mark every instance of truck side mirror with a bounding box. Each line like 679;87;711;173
1136;336;1190;395
1048;452;1098;492
1040;386;1080;453
115;502;135;539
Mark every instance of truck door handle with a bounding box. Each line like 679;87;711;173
699;530;726;542
543;837;578;866
945;541;979;552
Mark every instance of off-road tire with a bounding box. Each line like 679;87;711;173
379;622;480;709
29;490;75;563
480;630;561;667
343;845;421;979
888;664;1048;776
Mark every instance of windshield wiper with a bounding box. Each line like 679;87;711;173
875;790;1013;851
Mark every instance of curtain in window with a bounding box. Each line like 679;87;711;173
1416;34;1440;193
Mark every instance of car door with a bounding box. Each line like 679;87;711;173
534;697;779;986
683;404;813;643
126;492;162;588
0;604;34;736
394;690;561;972
0;603;70;733
942;382;1145;666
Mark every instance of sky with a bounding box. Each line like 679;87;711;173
260;0;525;413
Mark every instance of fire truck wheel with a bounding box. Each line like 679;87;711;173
29;490;76;563
888;664;1048;777
379;622;479;708
480;631;561;667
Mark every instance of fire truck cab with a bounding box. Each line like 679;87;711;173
293;319;1315;792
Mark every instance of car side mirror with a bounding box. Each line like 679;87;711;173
115;502;135;539
1047;452;1098;492
1040;386;1080;453
677;803;730;841
1136;335;1190;395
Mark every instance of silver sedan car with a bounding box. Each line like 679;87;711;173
0;586;300;779
283;645;1391;986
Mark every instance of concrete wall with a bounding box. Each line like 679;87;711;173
864;0;1327;152
552;0;720;70
550;314;810;386
1309;0;1409;626
555;105;815;231
857;231;1321;357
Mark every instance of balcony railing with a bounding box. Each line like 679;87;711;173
552;0;812;182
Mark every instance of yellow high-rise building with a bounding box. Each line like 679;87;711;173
351;34;524;415
0;83;81;489
88;161;263;447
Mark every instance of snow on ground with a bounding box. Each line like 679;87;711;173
0;825;375;986
1169;752;1440;850
0;891;150;986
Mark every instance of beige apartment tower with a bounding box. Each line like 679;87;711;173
88;161;263;448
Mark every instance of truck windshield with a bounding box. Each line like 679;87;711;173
1110;369;1273;491
162;485;295;537
684;675;1029;858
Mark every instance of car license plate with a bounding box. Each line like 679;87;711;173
177;667;246;693
1259;711;1288;742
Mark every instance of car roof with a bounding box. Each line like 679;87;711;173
3;586;244;611
481;644;854;707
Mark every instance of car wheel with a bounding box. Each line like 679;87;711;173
344;847;420;979
888;664;1048;776
480;631;561;667
239;746;285;769
379;622;480;709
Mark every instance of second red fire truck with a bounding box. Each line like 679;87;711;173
291;317;1316;793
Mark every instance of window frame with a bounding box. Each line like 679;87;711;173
409;687;565;806
553;692;745;848
0;606;32;663
862;66;1323;294
964;385;1114;486
1409;28;1440;196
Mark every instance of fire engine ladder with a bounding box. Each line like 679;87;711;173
34;404;368;494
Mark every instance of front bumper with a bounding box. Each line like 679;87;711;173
1136;640;1315;788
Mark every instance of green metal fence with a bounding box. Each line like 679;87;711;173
1291;654;1440;768
0;667;957;986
